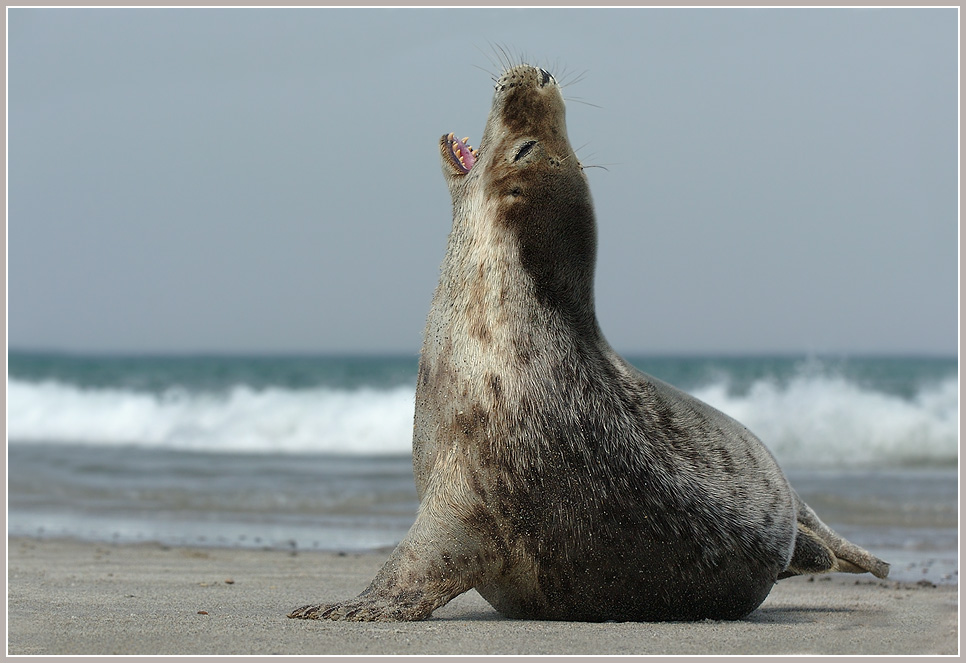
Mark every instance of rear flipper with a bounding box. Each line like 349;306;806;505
778;492;890;580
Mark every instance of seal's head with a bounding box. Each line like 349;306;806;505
439;64;598;336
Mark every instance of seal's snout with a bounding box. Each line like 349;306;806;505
495;64;559;94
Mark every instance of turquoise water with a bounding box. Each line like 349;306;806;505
7;352;958;584
8;352;955;400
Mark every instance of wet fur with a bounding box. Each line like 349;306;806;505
289;63;888;623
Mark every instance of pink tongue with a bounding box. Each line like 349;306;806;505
456;137;476;171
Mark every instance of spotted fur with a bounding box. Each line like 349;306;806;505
288;64;888;624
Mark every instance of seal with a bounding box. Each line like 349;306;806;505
289;63;889;623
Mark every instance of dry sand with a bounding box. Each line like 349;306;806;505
6;536;958;656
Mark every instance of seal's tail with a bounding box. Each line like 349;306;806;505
778;492;890;580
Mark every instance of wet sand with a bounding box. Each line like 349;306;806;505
7;536;958;656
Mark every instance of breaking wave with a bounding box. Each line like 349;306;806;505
7;373;958;468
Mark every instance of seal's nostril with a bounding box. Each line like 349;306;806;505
538;68;552;86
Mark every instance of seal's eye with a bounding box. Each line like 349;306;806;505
447;133;477;174
513;140;537;163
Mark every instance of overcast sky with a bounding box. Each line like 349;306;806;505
8;8;958;356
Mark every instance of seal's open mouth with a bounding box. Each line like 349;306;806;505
446;133;477;174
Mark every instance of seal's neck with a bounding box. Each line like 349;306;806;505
422;193;603;379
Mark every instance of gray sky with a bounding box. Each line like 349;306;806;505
8;8;958;356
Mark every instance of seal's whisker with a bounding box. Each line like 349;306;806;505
565;97;604;109
559;68;589;89
473;44;502;79
550;57;563;81
471;62;499;83
492;42;519;71
574;142;618;171
575;145;618;171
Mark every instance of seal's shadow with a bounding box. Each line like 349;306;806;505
747;606;854;624
433;610;504;622
434;606;854;624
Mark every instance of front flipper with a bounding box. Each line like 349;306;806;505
288;587;442;622
779;492;890;580
288;504;481;622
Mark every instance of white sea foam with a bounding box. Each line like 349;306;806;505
692;374;959;468
7;375;958;468
7;380;416;455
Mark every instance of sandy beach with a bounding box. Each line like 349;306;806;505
6;536;957;656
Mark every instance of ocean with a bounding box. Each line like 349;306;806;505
7;352;959;585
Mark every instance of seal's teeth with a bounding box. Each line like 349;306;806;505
463;137;470;145
447;132;455;140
